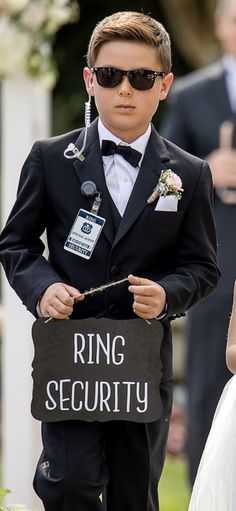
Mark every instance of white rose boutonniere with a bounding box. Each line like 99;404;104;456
147;169;184;204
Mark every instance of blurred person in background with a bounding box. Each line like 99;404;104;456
161;0;236;485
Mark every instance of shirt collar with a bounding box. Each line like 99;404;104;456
223;55;236;77
98;118;151;166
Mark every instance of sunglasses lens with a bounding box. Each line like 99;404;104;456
95;68;122;88
93;68;161;90
129;70;155;90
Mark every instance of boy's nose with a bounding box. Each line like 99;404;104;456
118;76;133;95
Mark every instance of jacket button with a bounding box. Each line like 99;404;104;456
110;265;120;276
108;304;119;315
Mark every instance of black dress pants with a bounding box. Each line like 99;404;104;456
33;380;172;511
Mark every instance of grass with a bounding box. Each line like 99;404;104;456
159;456;191;511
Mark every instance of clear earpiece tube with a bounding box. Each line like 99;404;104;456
64;95;91;160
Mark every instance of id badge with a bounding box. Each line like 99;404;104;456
64;209;106;260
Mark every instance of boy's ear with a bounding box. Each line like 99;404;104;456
159;72;174;101
83;67;95;96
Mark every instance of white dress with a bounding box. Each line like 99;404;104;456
188;374;236;511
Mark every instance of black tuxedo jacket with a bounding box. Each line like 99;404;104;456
0;119;219;379
161;60;236;298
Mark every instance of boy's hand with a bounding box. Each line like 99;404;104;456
207;148;236;188
39;282;84;319
128;274;166;320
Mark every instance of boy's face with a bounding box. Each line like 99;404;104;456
215;0;236;58
84;40;173;143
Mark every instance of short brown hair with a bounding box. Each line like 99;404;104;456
86;11;172;74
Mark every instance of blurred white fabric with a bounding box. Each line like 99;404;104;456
188;374;236;510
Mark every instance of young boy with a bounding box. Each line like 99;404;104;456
0;11;219;511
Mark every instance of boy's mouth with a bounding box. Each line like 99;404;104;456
115;104;135;111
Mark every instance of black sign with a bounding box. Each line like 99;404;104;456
31;318;164;423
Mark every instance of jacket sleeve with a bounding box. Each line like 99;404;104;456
158;160;220;318
0;141;63;316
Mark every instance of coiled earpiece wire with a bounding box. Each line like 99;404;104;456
64;95;91;160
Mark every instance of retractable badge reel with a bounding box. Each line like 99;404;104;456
64;179;106;260
81;180;102;215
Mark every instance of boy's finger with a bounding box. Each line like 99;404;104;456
64;284;82;299
128;274;153;287
130;286;153;296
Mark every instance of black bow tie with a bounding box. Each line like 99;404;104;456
101;140;142;167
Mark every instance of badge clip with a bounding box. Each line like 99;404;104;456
91;193;102;215
64;143;85;161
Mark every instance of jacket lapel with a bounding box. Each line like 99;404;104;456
72;120;114;244
113;127;171;247
206;63;233;121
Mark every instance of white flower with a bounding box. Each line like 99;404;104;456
38;71;57;90
45;3;78;34
20;4;46;30
0;0;29;15
147;169;184;204
0;17;29;76
165;172;183;193
0;0;79;89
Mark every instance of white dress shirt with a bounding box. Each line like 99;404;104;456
98;119;151;216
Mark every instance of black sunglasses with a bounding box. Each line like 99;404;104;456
92;67;166;91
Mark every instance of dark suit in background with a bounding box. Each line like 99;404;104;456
0;119;219;510
161;60;236;484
